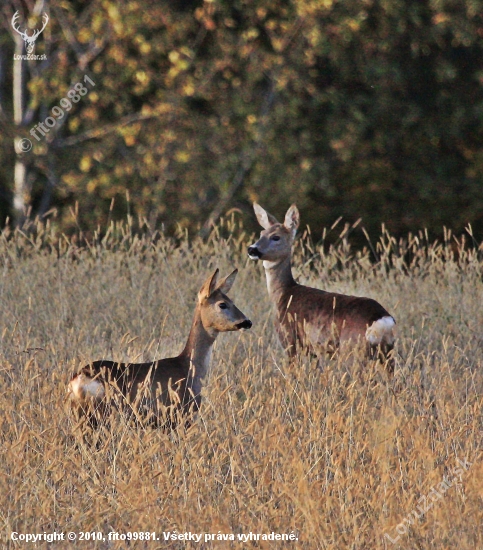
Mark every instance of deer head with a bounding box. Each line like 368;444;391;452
248;203;300;263
12;11;49;54
197;269;252;336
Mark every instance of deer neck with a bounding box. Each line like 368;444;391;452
262;256;297;306
180;306;216;394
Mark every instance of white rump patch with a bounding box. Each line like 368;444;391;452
68;373;105;402
365;316;396;346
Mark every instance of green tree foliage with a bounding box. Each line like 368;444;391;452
1;0;483;238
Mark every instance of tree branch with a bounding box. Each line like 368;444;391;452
54;112;161;148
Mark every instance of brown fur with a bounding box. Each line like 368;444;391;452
248;204;395;371
68;269;252;429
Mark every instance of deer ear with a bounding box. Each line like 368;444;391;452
216;269;238;294
198;269;219;301
253;203;278;229
284;204;300;237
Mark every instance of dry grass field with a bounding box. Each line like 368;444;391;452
0;216;482;549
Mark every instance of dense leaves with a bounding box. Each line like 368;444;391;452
1;0;483;239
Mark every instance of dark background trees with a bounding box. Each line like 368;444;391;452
1;0;483;240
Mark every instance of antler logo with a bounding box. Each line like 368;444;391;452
11;11;49;54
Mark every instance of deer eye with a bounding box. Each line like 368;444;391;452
271;235;280;241
218;302;228;310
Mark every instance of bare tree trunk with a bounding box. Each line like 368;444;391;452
12;34;29;226
37;158;57;219
0;46;5;116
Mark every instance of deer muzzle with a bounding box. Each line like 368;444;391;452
248;246;262;260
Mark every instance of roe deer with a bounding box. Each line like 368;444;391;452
248;204;395;372
68;268;252;428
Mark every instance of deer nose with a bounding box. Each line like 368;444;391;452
248;246;261;258
236;319;252;330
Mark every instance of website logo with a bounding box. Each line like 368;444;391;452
11;11;48;59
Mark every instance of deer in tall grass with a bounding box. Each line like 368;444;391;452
248;204;395;372
68;269;252;428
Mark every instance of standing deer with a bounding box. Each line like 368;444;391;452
68;268;252;428
248;204;395;372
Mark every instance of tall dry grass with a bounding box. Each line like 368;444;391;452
0;216;481;549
